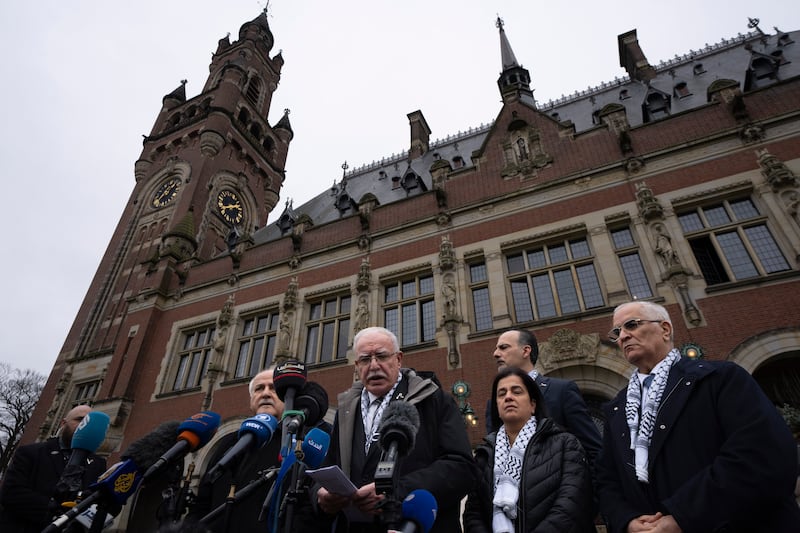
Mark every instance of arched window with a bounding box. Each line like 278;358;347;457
245;76;262;106
237;107;250;124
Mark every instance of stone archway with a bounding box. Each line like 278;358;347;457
728;327;800;408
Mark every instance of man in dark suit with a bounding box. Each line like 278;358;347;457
0;404;108;533
486;328;602;469
596;301;800;532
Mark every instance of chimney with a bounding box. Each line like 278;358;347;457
407;110;431;159
618;30;656;82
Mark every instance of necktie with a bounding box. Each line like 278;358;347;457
366;397;383;436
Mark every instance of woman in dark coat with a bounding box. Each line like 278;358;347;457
463;367;595;533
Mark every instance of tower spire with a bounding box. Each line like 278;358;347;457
497;17;520;70
495;17;535;106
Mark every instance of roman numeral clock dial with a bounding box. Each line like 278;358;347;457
152;177;181;208
217;190;243;225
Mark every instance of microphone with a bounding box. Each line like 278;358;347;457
54;411;111;504
143;411;221;482
205;413;279;483
262;426;331;527
388;490;438;533
273;360;307;455
43;420;180;533
285;381;329;435
299;426;330;469
375;401;420;493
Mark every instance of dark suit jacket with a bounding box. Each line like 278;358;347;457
485;373;602;468
596;358;800;533
0;437;107;533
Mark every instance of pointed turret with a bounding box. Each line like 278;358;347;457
496;17;535;107
162;80;187;110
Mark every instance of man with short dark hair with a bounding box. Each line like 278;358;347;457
597;301;800;532
487;328;602;469
0;405;107;533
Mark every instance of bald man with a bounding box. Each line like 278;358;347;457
0;405;107;533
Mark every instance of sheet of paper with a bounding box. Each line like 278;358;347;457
306;465;357;496
305;465;372;523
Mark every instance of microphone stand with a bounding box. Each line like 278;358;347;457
280;439;305;533
199;467;279;526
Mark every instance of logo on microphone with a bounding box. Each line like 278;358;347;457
306;438;324;452
114;472;137;494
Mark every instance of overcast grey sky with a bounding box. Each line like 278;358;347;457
1;0;797;377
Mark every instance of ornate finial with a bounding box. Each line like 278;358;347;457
261;0;271;16
342;161;349;178
283;108;290;116
747;17;763;34
180;79;187;86
495;16;504;31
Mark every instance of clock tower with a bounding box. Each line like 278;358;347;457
31;10;292;442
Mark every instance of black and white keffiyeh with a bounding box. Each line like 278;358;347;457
361;372;402;453
492;416;537;533
625;348;681;482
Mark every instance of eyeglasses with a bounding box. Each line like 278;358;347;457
608;319;663;342
355;351;397;367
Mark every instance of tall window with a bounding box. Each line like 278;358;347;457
305;295;351;365
173;326;215;391
72;380;101;406
384;274;436;347
469;262;493;331
234;311;279;379
245;76;262;106
610;227;653;299
506;237;604;322
678;197;790;285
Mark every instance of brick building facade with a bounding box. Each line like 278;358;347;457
22;10;800;529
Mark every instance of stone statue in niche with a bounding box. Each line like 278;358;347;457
354;295;370;333
653;223;681;269
439;235;455;271
441;275;457;319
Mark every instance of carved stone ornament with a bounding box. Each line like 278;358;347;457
739;122;765;144
625;157;646;174
757;149;799;191
636;181;664;222
439;236;456;271
356;258;371;292
284;277;298;310
538;329;598;370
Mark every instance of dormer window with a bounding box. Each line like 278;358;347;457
778;34;794;47
452;156;464;169
619;89;630;100
693;63;706;75
771;50;789;66
673;81;691;98
643;91;671;122
752;56;778;80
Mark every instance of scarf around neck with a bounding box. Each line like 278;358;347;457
625;348;681;482
492;415;537;532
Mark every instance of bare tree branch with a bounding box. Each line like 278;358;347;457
0;362;46;475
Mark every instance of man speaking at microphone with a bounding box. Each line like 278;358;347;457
186;368;285;531
0;405;107;533
315;327;476;533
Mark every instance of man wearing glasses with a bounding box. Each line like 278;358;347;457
596;300;800;532
315;326;476;533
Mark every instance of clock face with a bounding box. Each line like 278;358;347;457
152;177;181;208
217;190;243;224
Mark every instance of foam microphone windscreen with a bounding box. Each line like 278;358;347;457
177;411;221;450
273;360;307;401
378;401;421;457
295;381;329;426
402;489;438;533
122;420;181;470
71;411;111;452
238;413;280;447
301;427;330;469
